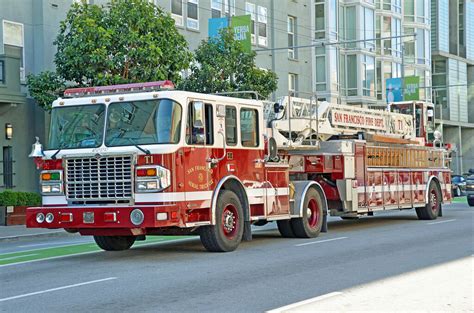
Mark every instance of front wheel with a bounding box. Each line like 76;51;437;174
291;188;324;238
416;182;441;220
93;235;136;251
200;190;244;252
468;198;474;207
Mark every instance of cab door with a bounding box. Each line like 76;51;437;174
183;100;215;207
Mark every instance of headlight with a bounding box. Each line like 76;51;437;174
130;209;144;226
36;213;45;223
41;183;63;194
135;165;171;192
45;213;54;223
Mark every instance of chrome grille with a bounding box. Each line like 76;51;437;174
65;155;133;201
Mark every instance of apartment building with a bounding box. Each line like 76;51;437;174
431;0;474;174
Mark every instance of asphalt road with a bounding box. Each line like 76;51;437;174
0;202;472;312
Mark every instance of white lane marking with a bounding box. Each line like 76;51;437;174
0;277;117;302
19;240;92;248
0;254;38;261
267;292;343;313
295;237;348;247
427;219;456;225
0;237;198;269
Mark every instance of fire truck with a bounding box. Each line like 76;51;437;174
26;81;451;252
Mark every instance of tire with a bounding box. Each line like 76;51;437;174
200;190;244;252
340;216;359;220
93;235;136;251
415;181;441;220
291;188;324;238
468;198;474;207
277;220;295;238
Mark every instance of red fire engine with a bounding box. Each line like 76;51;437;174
26;81;451;252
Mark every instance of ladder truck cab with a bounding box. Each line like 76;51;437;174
26;82;451;252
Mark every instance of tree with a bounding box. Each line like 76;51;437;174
28;0;192;110
179;28;278;99
26;71;65;110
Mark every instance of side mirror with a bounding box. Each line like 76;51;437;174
274;102;283;114
192;101;204;129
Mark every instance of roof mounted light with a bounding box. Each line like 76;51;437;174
63;80;174;98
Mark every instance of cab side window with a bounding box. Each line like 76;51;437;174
225;106;237;146
240;108;259;147
186;102;214;145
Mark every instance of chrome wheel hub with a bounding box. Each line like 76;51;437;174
223;211;235;232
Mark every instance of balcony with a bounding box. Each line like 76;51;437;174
0;46;26;105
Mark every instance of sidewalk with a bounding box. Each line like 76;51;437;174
0;225;75;242
269;256;473;312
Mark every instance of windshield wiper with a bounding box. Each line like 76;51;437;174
126;138;151;155
51;144;64;160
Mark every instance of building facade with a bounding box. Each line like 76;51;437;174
431;0;474;174
0;0;471;192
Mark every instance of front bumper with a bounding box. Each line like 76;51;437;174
26;205;181;230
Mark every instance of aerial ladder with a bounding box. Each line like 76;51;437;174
264;97;417;149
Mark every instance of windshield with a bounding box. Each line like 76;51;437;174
105;99;182;146
48;104;106;149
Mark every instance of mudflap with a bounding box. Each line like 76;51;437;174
321;213;328;232
438;205;443;217
243;220;252;241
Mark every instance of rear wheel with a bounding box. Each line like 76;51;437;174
291;188;324;238
277;220;295;238
468;198;474;207
416;182;441;220
200;190;244;252
93;235;136;251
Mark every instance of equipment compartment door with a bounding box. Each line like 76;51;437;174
265;165;290;216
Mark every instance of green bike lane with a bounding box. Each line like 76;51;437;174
0;236;193;267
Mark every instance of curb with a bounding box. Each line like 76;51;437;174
0;230;77;243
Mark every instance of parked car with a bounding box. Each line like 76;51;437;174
451;175;466;197
465;175;474;207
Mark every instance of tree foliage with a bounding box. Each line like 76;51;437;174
179;29;278;99
28;0;192;109
26;71;65;110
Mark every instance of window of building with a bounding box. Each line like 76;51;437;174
257;6;267;46
2;146;13;189
383;0;391;10
187;0;199;30
363;55;375;96
363;7;375;49
376;60;382;99
240;108;259;147
329;0;337;36
315;47;326;91
416;0;425;23
382;16;391;55
403;27;415;63
346;55;357;96
0;61;4;84
225;106;237;146
393;0;402;13
315;0;325;39
288;16;296;59
288;73;297;95
211;0;221;18
224;0;236;17
404;0;414;21
171;0;184;26
344;6;356;48
391;17;401;57
245;2;256;44
416;28;425;64
3;20;25;81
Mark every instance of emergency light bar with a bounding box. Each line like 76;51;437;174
63;80;174;98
